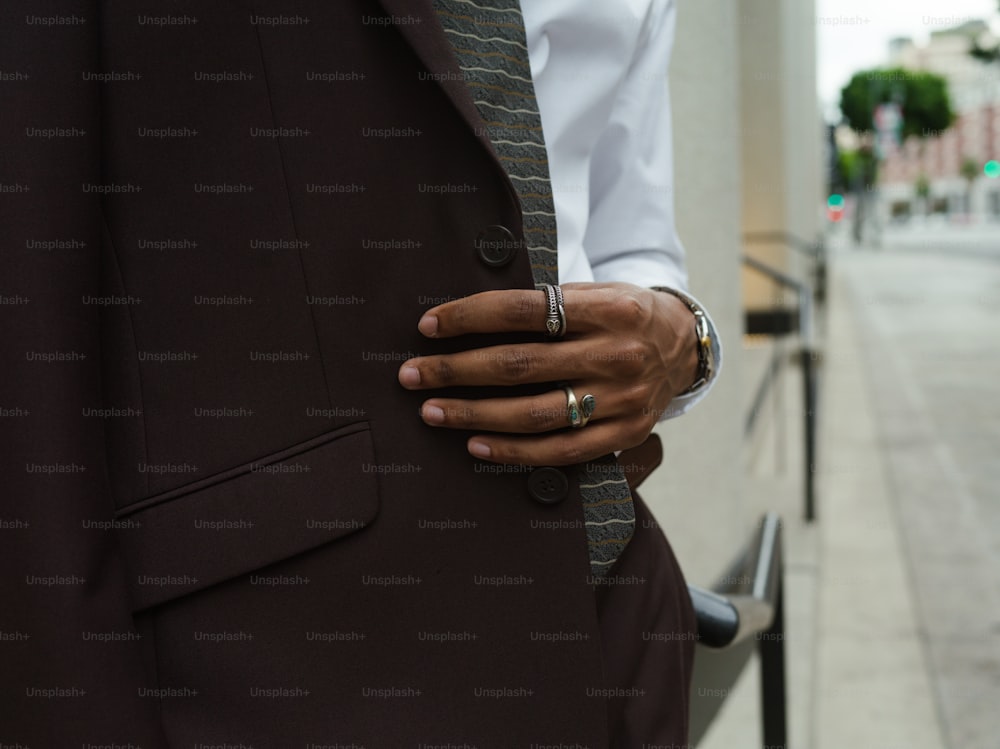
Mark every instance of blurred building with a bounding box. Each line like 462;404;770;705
879;22;1000;222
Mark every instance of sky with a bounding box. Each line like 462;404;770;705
818;0;999;117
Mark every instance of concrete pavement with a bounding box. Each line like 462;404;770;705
698;228;1000;748
843;233;1000;749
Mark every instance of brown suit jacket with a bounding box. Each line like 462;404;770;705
1;1;695;745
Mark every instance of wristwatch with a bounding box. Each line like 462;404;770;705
649;286;714;395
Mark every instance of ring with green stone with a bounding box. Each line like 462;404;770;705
562;384;596;428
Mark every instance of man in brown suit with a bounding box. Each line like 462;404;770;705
1;0;713;745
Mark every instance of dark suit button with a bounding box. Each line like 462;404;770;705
527;467;568;505
475;225;520;267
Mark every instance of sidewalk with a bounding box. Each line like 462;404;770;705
840;239;1000;749
698;249;948;749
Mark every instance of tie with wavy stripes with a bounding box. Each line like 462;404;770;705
431;0;635;578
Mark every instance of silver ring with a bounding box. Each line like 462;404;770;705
542;284;567;339
562;384;596;428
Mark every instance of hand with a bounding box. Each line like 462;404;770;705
397;283;699;466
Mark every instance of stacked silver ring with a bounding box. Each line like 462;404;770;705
542;284;566;339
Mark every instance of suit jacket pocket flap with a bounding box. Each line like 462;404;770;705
114;422;378;612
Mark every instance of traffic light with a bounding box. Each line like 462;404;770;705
827;193;846;223
986;160;1000;179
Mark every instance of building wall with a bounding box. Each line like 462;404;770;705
740;0;791;308
783;0;823;254
740;0;823;306
646;0;745;585
646;0;821;586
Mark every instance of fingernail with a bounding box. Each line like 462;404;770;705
423;404;445;424
418;315;438;337
468;441;491;459
399;366;421;387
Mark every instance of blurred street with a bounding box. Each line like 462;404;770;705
838;225;1000;749
652;1;1000;744
700;225;1000;749
864;222;1000;261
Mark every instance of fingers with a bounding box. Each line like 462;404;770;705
398;341;606;390
465;417;656;467
417;286;638;339
420;382;638;434
403;283;673;466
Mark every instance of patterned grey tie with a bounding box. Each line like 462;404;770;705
431;0;636;577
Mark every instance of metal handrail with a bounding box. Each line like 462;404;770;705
744;230;823;259
742;254;813;349
742;254;818;521
744;230;828;306
689;588;776;650
689;513;783;648
688;513;787;748
744;345;783;437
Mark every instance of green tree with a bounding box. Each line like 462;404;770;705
970;40;999;63
970;2;1000;62
837;148;877;191
839;68;955;140
839;68;955;245
961;156;980;213
913;173;931;218
960;157;980;183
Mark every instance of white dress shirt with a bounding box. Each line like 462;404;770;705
520;0;722;418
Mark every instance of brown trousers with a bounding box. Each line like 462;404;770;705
598;492;697;747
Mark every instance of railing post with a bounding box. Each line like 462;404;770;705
798;280;817;523
758;565;787;748
743;233;826;522
803;348;817;522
